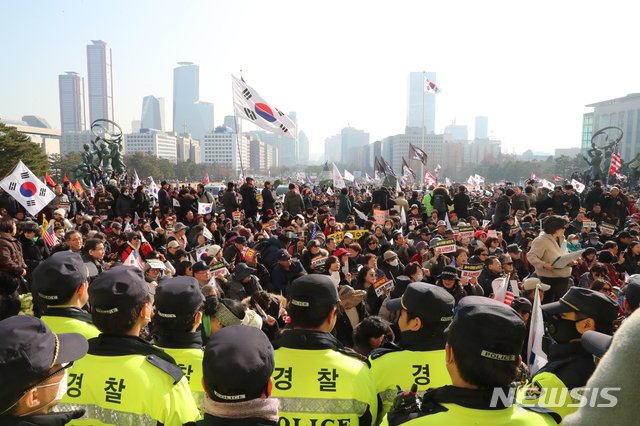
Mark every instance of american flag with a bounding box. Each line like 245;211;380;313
610;142;621;175
42;220;57;247
504;280;515;306
134;212;139;225
124;249;144;270
310;223;317;240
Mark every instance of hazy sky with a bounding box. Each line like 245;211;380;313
2;0;639;161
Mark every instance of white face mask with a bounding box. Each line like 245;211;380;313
571;240;579;245
385;225;392;230
21;367;68;416
416;273;424;282
389;259;399;267
409;226;415;231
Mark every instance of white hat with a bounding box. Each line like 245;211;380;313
208;245;222;257
53;208;66;217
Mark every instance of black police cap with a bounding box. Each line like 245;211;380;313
448;296;526;362
33;252;97;302
289;274;339;308
387;282;455;324
203;325;274;401
89;266;154;314
543;287;619;327
0;316;87;405
155;277;205;318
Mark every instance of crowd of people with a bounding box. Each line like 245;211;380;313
0;173;638;425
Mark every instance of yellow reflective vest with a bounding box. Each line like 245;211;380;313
56;334;200;426
40;306;100;340
271;329;378;426
158;344;205;406
369;347;451;421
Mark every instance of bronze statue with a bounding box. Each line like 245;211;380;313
74;119;125;189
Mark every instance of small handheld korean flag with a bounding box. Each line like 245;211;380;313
199;202;213;215
571;179;585;194
333;163;346;189
0;161;55;216
148;178;159;200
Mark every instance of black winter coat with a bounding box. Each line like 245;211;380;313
239;183;258;214
19;234;49;281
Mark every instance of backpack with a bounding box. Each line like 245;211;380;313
432;194;446;212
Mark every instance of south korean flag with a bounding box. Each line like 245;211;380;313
232;75;296;139
0;161;55;216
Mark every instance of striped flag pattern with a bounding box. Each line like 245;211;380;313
610;142;621;175
43;220;58;247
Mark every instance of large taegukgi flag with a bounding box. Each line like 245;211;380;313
0;161;55;216
232;75;296;139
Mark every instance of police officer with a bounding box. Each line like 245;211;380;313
0;316;88;425
517;287;619;420
381;297;559;426
270;274;378;426
32;251;100;339
56;266;200;425
197;325;278;426
152;276;206;403
370;282;455;420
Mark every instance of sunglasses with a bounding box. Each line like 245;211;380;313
602;287;612;293
479;253;488;256
132;237;140;240
592;273;606;278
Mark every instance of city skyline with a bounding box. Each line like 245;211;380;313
2;1;640;161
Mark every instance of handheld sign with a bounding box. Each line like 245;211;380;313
510;224;521;236
374;209;389;225
434;238;456;254
244;248;258;262
582;220;597;229
232;211;242;221
146;259;166;270
373;277;394;297
461;263;483;278
600;223;615;236
487;230;497;238
209;260;228;277
458;226;474;238
452;226;459;238
312;255;328;266
516;210;525;216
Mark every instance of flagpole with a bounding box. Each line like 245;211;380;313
421;71;425;189
233;72;245;180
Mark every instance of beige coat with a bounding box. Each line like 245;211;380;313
527;232;571;278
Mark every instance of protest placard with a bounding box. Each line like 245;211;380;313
458;226;474;238
374;209;389;225
312;255;328;266
373;277;393;296
487;230;497;238
452;226;459;238
209;260;228;277
510;224;521;236
146;259;166;270
582;221;597;229
232;211;242;221
461;263;483;278
434;238;456;254
600;223;615;236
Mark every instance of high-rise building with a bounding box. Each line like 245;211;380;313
86;40;114;128
59;131;95;156
324;134;341;163
584;93;640;160
58;72;86;134
124;129;177;163
390;128;452;175
249;138;267;171
444;121;468;141
341;126;369;164
141;96;164;131
464;138;501;165
202;129;248;173
406;72;436;133
298;131;309;164
475;116;488;139
278;112;298;165
172;62;214;147
131;120;142;133
224;115;237;132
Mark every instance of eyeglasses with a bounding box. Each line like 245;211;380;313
602;287;612;293
479;253;488;256
592;273;605;278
